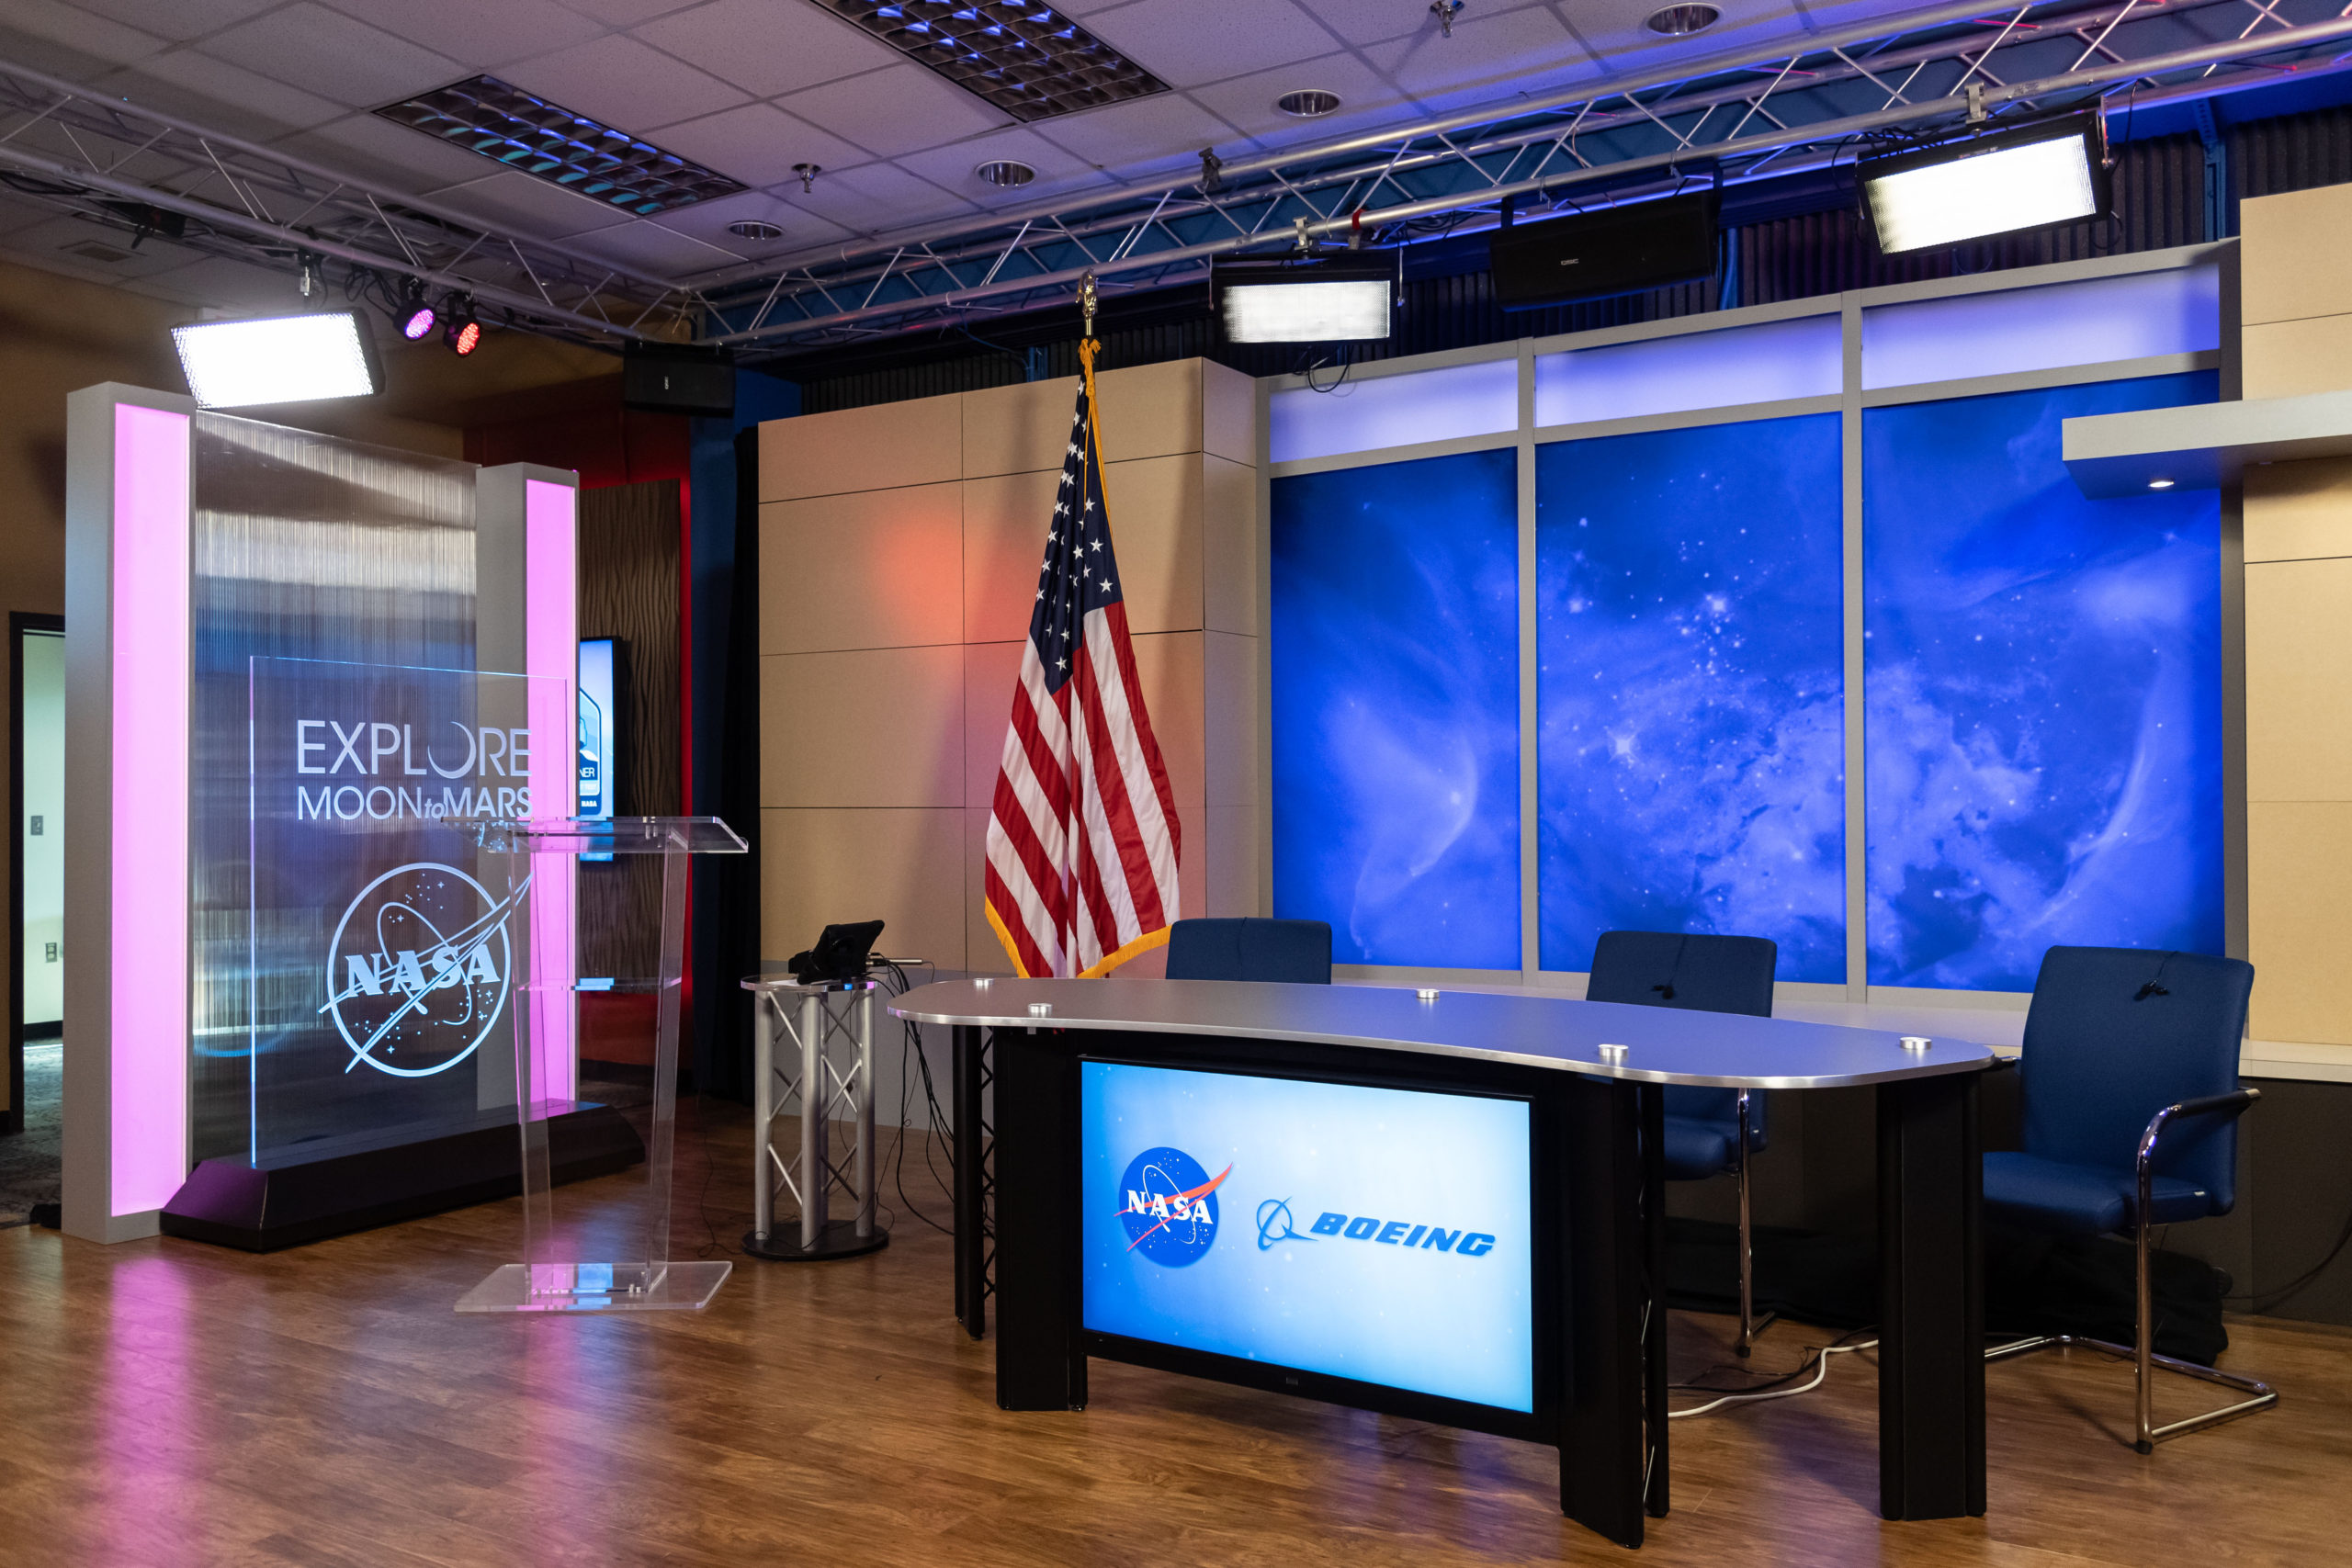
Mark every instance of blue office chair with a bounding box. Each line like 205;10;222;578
1164;918;1333;985
1588;930;1779;1356
1984;945;2276;1452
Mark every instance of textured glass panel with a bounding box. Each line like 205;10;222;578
1272;448;1520;968
1863;373;2224;990
1535;414;1846;981
1269;359;1519;465
1532;314;1841;429
1861;266;2219;389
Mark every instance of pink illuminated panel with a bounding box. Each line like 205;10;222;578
524;479;579;1103
111;403;192;1214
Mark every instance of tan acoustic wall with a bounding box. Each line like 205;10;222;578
2240;181;2352;1044
756;359;1261;976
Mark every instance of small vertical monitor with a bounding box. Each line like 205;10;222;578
577;637;616;860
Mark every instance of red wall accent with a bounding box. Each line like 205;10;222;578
463;400;690;489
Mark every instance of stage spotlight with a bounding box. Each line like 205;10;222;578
442;297;481;356
397;277;435;340
1860;111;2109;254
171;309;382;409
1215;254;1396;344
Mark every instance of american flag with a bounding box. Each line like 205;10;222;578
983;350;1182;977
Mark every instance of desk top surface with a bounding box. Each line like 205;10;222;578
888;977;1996;1089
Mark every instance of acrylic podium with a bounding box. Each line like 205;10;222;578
457;816;747;1314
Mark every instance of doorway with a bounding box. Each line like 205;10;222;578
6;615;63;1223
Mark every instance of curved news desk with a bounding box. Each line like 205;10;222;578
892;976;1995;1549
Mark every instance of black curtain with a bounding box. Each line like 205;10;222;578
695;425;764;1102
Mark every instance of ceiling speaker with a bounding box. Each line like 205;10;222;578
1488;192;1721;310
622;343;736;419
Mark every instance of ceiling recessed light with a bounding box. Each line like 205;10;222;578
729;220;786;241
1275;89;1343;118
1644;4;1720;33
976;160;1037;188
2148;478;2177;490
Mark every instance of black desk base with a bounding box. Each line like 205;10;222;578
959;1023;1983;1547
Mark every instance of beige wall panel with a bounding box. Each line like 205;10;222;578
2242;315;2352;401
2245;558;2352;801
1131;630;1205;811
2244;457;2352;563
964;376;1080;479
1202;454;1259;636
963;638;1023;807
1202;359;1259;467
2241;182;2352;327
766;807;966;972
1102;453;1204;636
759;484;962;654
962;468;1062;643
1097;357;1205;465
2247;800;2352;1043
1204;630;1261;809
1204;804;1260;919
759;395;961;501
762;645;963;807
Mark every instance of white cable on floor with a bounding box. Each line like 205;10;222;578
1668;1338;1880;1420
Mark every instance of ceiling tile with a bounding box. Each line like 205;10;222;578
312;0;605;71
649;188;852;259
555;0;705;22
2;212;207;281
567;218;745;277
891;127;1117;209
1029;92;1246;182
58;0;278;45
1078;0;1346;91
502;32;750;137
0;1;169;75
422;168;640;241
193;2;466;108
1362;6;1595;107
1184;51;1421;149
775;62;1007;160
771;160;978;239
101;50;350;139
1566;0;1822;73
634;0;903;99
1287;0;1445;47
650;101;873;189
274;111;518;194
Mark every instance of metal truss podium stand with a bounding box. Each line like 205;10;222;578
741;976;888;1261
457;816;747;1314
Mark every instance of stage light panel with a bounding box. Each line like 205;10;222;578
1860;114;2107;255
1217;260;1396;344
169;310;381;409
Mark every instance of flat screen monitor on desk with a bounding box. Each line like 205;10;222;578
1079;1060;1535;1416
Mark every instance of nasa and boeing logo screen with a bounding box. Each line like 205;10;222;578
1080;1061;1534;1414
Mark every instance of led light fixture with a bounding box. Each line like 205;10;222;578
378;75;747;216
397;277;435;340
1215;256;1396;344
1860;112;2109;254
170;309;382;409
443;297;481;356
808;0;1169;122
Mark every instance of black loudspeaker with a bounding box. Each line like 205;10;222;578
622;342;736;418
1488;191;1721;310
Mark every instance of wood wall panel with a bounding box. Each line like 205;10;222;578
2245;558;2352;802
962;638;1023;808
963;378;1080;479
1203;359;1259;468
2243;458;2352;563
960;469;1061;644
2248;800;2352;1043
759;396;960;501
763;806;966;969
2241;183;2352;326
1203;454;1259;636
759;645;964;808
2242;316;2352;400
1204;629;1259;810
1097;455;1203;636
757;484;963;654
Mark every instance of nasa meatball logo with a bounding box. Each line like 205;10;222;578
1114;1146;1231;1267
323;862;516;1078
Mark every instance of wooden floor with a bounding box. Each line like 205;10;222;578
3;1101;2346;1568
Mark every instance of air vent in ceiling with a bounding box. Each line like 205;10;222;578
376;75;748;216
808;0;1170;122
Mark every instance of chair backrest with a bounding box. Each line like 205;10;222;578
1587;931;1777;1139
2020;945;2253;1211
1164;918;1333;985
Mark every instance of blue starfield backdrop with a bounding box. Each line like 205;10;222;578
1080;1061;1535;1412
1863;372;2225;990
1272;447;1520;969
1534;413;1846;980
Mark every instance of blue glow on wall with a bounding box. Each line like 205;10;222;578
1534;414;1846;980
1863;372;2224;991
1272;447;1520;968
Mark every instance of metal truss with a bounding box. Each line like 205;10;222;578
698;0;2352;357
0;55;701;344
